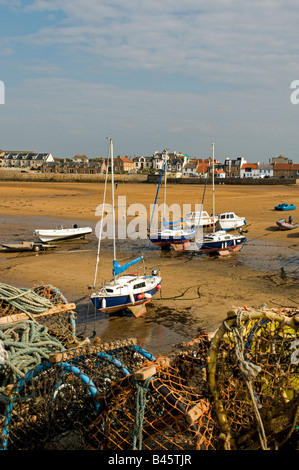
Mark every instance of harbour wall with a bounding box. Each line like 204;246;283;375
0;169;297;185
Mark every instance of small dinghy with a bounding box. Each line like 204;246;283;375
276;218;298;230
274;203;296;211
0;242;57;252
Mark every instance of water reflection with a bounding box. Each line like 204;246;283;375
1;214;298;355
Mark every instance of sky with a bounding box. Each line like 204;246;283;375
1;0;299;163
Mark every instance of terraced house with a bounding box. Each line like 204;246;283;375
273;162;299;179
0;151;54;169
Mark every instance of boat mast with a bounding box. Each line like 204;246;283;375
163;149;168;225
212;142;215;233
149;159;164;232
110;138;117;282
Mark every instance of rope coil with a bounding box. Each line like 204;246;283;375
0;283;54;315
0;320;64;392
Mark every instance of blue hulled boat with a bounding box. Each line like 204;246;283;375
90;270;161;315
196;230;247;254
90;139;162;317
149;226;196;248
274;203;296;211
148;150;196;249
187;143;246;255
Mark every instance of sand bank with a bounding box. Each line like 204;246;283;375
0;181;298;354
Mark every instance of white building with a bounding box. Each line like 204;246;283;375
0;151;54;168
182;161;198;177
257;163;274;178
134;149;189;174
240;162;274;178
240;163;259;178
132;155;153;171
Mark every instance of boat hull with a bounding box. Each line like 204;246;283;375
199;238;246;252
274;204;296;211
148;229;195;248
90;276;162;315
276;219;298;230
34;227;92;242
0;242;57;252
149;237;192;248
217;222;245;231
196;232;247;253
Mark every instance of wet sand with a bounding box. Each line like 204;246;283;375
0;181;298;355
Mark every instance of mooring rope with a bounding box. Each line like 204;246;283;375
0;320;64;394
132;375;154;450
0;283;54;315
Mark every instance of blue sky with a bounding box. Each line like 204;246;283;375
1;0;299;162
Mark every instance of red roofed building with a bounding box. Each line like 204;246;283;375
293;164;299;178
196;162;210;177
273;163;299;179
116;156;135;173
240;163;259;178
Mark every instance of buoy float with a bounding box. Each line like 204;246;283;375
156;284;161;290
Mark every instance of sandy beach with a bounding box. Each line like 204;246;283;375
0;180;298;355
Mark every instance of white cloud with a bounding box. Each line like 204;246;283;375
2;75;296;161
1;1;299;161
10;0;297;91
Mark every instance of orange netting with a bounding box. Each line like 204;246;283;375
0;302;298;450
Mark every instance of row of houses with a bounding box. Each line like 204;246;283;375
0;149;298;179
39;155;135;175
134;152;299;179
0;151;54;168
0;151;133;174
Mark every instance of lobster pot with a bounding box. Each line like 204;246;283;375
32;285;76;346
0;361;96;450
0;284;77;348
208;307;299;450
0;339;153;450
89;332;218;451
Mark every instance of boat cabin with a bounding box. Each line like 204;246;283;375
218;212;237;221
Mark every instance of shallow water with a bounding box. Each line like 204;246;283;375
75;303;188;356
1;214;298;355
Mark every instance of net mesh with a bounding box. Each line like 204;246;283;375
0;292;298;451
208;306;299;450
0;283;77;347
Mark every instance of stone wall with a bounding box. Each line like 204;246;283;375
0;170;148;183
0;169;297;185
147;175;298;185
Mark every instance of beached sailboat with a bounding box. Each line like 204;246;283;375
190;143;246;255
196;230;246;254
90;139;162;317
33;225;92;242
148;151;196;249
